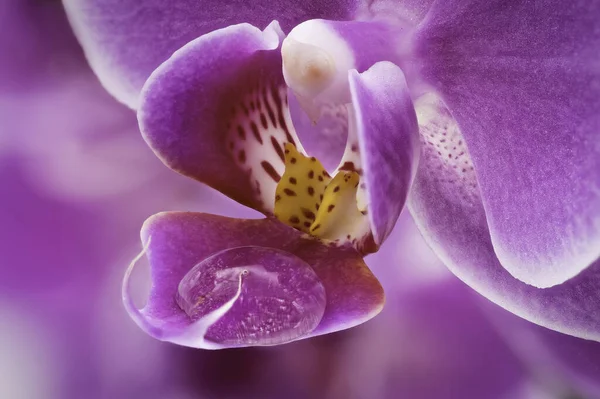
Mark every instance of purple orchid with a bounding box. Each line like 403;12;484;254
63;0;600;348
117;21;420;348
6;1;600;398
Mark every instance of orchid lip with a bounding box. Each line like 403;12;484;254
123;213;386;349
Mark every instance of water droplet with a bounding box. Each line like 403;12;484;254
176;246;326;347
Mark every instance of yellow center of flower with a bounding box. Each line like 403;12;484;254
274;144;364;241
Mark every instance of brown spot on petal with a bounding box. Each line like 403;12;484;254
261;161;280;182
250;121;262;144
271;137;284;162
237;125;246;140
339;161;356;173
284;188;297;197
260;113;268;129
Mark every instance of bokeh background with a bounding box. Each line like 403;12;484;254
1;1;599;398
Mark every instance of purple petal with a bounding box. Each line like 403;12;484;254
414;0;600;287
123;212;384;348
63;0;359;108
140;23;299;213
348;62;419;247
408;96;600;341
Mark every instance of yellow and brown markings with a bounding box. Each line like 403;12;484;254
310;170;362;240
274;144;331;233
274;143;364;241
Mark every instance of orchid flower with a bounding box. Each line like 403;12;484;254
4;1;600;397
120;21;419;348
63;0;600;347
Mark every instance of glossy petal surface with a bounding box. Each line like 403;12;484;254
63;0;358;107
124;212;384;348
415;0;600;287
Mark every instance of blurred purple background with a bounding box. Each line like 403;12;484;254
1;1;598;398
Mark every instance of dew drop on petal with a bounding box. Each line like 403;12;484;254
176;246;326;347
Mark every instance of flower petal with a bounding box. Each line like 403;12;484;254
140;22;304;214
414;0;600;287
408;96;600;341
63;0;359;108
348;62;420;247
123;212;384;348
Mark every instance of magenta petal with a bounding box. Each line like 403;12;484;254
139;23;285;212
124;212;384;348
349;62;420;246
415;0;600;287
63;0;359;108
